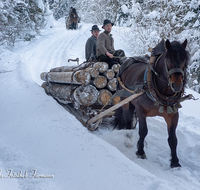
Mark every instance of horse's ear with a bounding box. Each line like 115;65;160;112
182;39;187;49
165;39;171;50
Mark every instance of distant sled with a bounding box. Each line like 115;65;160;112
65;8;80;30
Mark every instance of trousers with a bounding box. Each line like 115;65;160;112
98;49;125;68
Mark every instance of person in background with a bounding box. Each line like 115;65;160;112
85;25;101;61
96;19;125;68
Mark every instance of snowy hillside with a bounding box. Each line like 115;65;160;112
0;19;200;190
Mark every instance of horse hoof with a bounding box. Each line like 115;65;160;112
171;162;181;168
136;151;146;159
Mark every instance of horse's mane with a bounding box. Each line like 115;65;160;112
166;41;190;68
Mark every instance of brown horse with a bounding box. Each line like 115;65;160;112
70;8;78;29
114;39;190;168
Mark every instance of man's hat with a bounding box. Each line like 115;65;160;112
90;25;101;31
102;19;114;28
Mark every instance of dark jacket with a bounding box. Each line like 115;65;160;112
96;31;115;57
85;35;97;61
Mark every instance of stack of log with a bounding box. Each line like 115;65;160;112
40;62;121;108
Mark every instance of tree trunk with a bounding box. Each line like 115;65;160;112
93;75;107;89
97;89;112;105
73;85;99;106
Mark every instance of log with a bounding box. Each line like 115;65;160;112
103;69;115;80
85;67;99;78
93;62;108;73
97;89;112;105
73;70;91;85
41;82;77;103
87;92;144;125
40;72;48;81
73;85;99;106
112;96;121;105
111;64;121;73
107;78;117;91
93;75;107;89
50;66;78;72
40;71;91;85
41;82;48;93
40;71;78;84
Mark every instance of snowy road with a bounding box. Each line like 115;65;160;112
0;19;200;190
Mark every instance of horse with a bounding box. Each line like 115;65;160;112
69;8;78;29
114;39;190;168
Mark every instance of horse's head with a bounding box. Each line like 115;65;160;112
165;39;189;93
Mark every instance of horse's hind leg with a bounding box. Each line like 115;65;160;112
114;102;135;130
136;111;148;159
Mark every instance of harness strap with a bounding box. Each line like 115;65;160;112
117;77;136;94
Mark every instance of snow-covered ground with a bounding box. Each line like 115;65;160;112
0;19;200;190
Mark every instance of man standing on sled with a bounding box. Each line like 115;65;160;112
96;19;125;68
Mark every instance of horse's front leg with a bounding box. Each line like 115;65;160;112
136;111;148;159
166;112;181;168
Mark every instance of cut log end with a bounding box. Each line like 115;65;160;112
74;85;99;106
85;67;99;78
98;89;112;105
104;69;115;80
112;96;121;105
112;64;121;73
40;72;48;81
107;78;117;91
93;62;108;73
74;70;91;85
93;75;107;89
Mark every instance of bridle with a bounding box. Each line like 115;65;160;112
153;51;185;92
164;59;185;85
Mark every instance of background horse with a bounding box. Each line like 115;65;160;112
70;8;78;29
114;39;190;168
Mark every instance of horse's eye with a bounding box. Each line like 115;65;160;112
166;59;170;64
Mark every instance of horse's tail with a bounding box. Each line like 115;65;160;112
113;102;135;130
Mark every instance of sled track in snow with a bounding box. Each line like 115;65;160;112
25;24;89;85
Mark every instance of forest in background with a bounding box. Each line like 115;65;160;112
0;0;199;92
